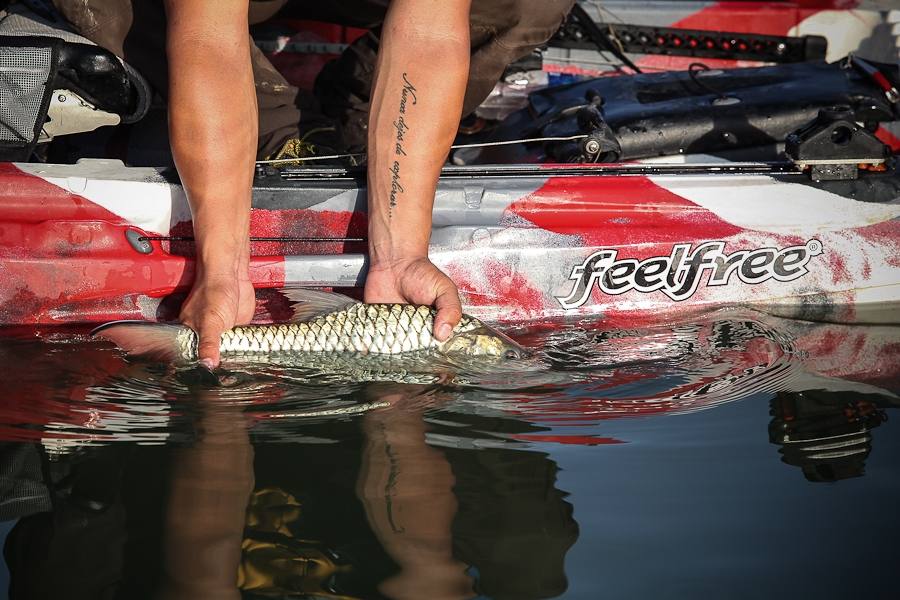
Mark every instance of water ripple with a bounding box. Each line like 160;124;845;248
0;309;897;450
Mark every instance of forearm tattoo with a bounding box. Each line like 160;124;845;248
389;73;417;216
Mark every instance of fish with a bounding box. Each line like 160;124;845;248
92;289;530;366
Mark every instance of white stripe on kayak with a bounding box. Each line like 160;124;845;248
282;254;367;287
649;173;900;235
16;161;192;235
788;10;888;63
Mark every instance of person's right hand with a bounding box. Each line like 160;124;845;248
364;257;462;342
179;271;255;369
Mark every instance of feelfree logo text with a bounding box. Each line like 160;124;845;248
556;239;824;309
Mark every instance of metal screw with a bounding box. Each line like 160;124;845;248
584;138;601;154
57;94;66;103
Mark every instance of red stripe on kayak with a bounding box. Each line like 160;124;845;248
446;257;548;317
667;2;839;34
168;208;367;257
509;434;625;446
0;164;289;323
0;163;128;222
875;127;900;152
249;208;368;256
505;174;743;250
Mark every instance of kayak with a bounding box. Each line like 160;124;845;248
1;158;897;326
1;1;898;327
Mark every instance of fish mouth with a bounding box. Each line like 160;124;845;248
490;328;531;358
469;325;534;361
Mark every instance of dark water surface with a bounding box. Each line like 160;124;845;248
0;308;898;599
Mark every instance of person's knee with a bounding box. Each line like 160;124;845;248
494;0;575;50
463;0;573;113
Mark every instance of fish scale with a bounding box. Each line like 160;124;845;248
198;303;482;358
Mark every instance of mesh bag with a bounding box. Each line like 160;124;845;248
0;3;151;160
0;3;151;121
0;35;59;160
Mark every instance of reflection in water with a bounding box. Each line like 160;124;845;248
446;435;577;599
239;487;353;598
769;391;892;482
3;444;157;598
5;310;896;446
158;395;253;600
357;387;474;600
0;386;577;599
0;309;896;598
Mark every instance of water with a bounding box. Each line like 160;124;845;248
0;308;897;599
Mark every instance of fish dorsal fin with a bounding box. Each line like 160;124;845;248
281;288;360;322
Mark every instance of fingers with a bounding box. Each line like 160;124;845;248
195;317;225;369
236;280;257;324
178;274;251;369
432;277;462;342
363;257;462;341
181;306;227;370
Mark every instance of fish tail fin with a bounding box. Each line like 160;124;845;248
92;321;193;362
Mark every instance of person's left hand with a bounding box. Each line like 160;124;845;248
364;257;462;341
179;270;256;370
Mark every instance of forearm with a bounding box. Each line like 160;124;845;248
165;3;257;278
367;0;471;270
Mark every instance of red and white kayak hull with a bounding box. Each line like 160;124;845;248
1;160;897;325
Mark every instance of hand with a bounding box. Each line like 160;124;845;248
364;257;462;341
179;271;255;369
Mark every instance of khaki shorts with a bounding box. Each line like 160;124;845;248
52;0;574;157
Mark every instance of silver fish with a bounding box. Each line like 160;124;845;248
92;289;529;365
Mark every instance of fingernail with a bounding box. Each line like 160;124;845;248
437;323;452;341
199;358;216;370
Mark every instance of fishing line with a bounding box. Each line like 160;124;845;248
547;56;670;71
255;135;590;165
257;152;366;165
569;3;642;74
450;134;589;149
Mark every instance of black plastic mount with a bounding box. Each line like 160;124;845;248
785;106;890;181
551;19;827;64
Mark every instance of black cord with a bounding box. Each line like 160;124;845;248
569;3;643;74
687;62;727;98
138;236;365;243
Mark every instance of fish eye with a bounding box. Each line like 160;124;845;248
504;349;520;360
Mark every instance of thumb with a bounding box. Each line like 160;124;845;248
196;319;224;369
433;279;462;342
